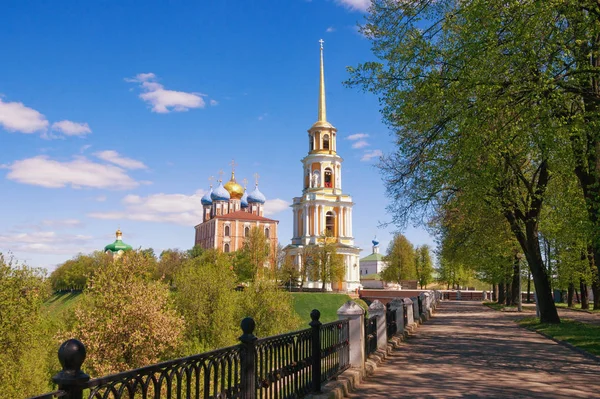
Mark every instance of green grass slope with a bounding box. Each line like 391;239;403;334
41;292;82;322
291;292;367;326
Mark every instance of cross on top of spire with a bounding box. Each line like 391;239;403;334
208;175;214;187
254;172;260;186
229;159;238;173
243;178;248;189
218;169;224;182
319;38;324;49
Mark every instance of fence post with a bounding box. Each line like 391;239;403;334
337;300;365;369
240;317;257;399
367;300;387;349
389;298;404;334
310;309;322;393
52;339;90;399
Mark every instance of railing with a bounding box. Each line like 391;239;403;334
364;315;378;357
28;310;349;399
386;304;397;338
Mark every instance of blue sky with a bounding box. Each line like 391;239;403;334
0;0;435;270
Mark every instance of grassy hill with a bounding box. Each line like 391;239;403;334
291;292;368;326
41;291;82;322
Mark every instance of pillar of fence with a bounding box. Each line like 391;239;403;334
337;300;365;368
240;317;257;399
411;297;419;323
389;298;404;333
368;300;387;350
309;309;322;393
403;297;414;325
52;339;90;399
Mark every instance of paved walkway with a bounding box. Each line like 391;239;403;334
348;302;600;398
557;307;600;326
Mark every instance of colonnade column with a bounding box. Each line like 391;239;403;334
349;208;353;237
293;207;298;238
320;205;325;236
313;205;318;236
338;206;343;238
304;205;309;238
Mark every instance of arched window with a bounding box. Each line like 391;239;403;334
265;227;270;239
323;134;330;150
325;211;335;234
309;135;314;151
224;225;230;237
245;226;250;237
224;243;230;253
324;168;332;188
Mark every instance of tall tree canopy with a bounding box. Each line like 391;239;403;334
346;0;600;322
381;234;416;284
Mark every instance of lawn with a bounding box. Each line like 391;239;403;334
555;303;600;313
41;291;82;322
519;317;600;357
291;292;368;326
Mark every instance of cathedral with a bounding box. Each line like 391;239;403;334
283;40;362;292
194;170;279;260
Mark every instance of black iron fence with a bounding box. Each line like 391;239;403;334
28;310;349;399
364;315;378;357
385;304;397;338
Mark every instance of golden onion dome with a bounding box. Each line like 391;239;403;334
224;172;244;200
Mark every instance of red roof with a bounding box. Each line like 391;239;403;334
213;210;278;223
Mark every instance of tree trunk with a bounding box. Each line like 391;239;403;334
498;281;506;304
580;279;590;310
526;271;531;303
505;277;513;306
511;256;520;305
575;289;580;304
492;284;498;302
568;282;575;308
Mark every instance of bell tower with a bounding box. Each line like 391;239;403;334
284;40;361;292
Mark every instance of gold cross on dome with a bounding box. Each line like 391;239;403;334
243;178;248;189
218;169;224;182
253;172;260;186
208;175;214;187
319;39;324;49
229;159;238;173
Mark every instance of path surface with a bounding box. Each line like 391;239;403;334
348;302;600;398
557;307;600;326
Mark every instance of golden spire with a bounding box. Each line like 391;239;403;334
318;39;326;123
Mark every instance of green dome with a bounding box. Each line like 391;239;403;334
104;229;133;253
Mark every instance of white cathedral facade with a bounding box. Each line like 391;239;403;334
283;40;362;292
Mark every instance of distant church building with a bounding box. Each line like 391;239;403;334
194;168;278;257
284;40;361;292
359;239;387;276
104;229;133;259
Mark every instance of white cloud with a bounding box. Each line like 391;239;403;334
347;133;369;141
0;230;94;255
42;219;82;228
352;140;369;149
326;27;336;33
335;0;370;12
0;98;49;133
94;195;107;202
361;149;383;162
127;73;208;113
94;150;147;170
89;190;207;226
5;155;140;190
51;120;92;136
210;99;218;106
264;199;290;216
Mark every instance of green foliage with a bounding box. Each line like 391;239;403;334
291;293;366;327
156;248;188;285
307;233;345;291
49;251;111;291
63;251;184;376
174;250;239;353
237;279;301;338
234;227;270;283
187;245;204;259
414;245;434;289
0;253;54;397
381;234;415;283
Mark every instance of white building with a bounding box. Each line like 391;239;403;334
283;40;361;292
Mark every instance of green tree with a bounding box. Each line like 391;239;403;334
64;251;184;376
174;250;239;353
347;0;564;322
234;227;270;282
415;245;434;289
187;244;204;259
156;249;188;286
49;251;111;291
308;233;345;292
381;234;415;284
0;254;53;397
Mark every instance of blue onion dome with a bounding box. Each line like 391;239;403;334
201;188;213;206
247;184;266;204
241;189;249;208
211;182;230;201
372;239;380;246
